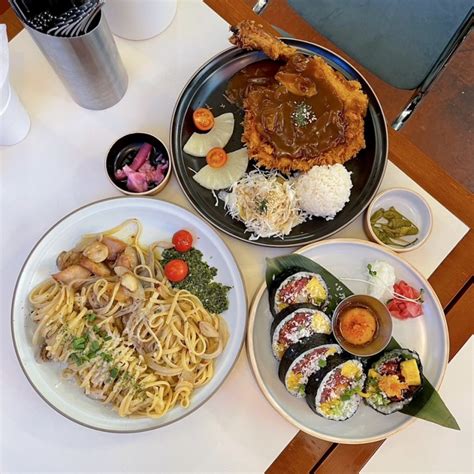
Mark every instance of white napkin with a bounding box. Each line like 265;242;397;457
0;24;10;111
0;23;31;145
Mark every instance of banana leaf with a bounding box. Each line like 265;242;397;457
266;254;459;431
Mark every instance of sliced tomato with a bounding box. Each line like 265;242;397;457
193;108;215;131
206;147;228;168
164;259;189;282
172;230;193;252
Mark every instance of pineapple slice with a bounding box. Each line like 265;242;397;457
193;148;248;190
183;113;234;157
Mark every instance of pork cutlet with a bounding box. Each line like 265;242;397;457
228;21;369;173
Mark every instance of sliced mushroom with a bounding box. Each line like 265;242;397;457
53;264;92;285
56;250;81;271
115;246;138;270
83;241;109;263
120;272;139;293
101;236;127;261
105;284;132;304
79;257;112;277
114;265;129;277
198;321;219;338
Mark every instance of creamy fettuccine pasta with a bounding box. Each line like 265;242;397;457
29;219;229;418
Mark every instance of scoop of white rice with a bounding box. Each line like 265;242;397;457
294;164;352;220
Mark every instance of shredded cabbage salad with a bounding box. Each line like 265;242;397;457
219;169;307;240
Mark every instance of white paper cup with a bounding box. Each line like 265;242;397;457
104;0;177;41
0;82;31;146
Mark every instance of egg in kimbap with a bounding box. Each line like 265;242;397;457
364;348;423;415
306;356;366;421
269;267;329;317
278;334;342;398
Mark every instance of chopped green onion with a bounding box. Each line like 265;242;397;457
70;353;84;366
109;367;121;380
100;352;113;363
72;336;87;351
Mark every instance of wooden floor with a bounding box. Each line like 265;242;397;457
2;0;473;191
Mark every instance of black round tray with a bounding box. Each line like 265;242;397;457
170;39;388;247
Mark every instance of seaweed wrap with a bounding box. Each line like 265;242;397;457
278;334;341;398
271;304;331;360
364;348;423;415
269;267;328;317
306;355;366;421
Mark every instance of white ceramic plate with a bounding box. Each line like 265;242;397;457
248;239;448;444
12;197;247;432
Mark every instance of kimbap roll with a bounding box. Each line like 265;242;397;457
364;348;423;415
271;304;331;360
279;334;341;398
269;267;328;316
306;356;366;421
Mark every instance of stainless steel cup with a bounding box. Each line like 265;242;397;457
25;12;128;110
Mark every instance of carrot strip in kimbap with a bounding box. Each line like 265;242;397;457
269;267;328;316
278;334;341;398
306;356;366;421
271;304;331;360
364;348;423;415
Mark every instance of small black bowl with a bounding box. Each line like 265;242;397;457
106;132;171;195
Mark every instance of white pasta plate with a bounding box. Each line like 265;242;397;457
11;197;247;432
247;239;449;444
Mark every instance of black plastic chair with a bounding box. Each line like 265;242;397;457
252;0;473;130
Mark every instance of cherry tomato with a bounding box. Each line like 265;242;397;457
172;229;193;252
164;259;189;282
206;147;228;168
193;108;215;131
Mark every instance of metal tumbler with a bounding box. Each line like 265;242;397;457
25;12;128;110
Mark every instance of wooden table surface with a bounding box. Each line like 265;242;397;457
2;2;473;472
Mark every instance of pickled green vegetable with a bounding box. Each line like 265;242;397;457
370;206;419;247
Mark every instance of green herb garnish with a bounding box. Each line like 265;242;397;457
318;359;327;368
85;313;97;322
291;101;316;127
109;367;121;380
85;339;102;359
100;352;113;363
367;263;377;277
70;352;85;366
258;199;268;214
161;248;230;314
93;324;107;338
72;335;88;351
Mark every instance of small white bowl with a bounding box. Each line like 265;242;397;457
364;188;432;252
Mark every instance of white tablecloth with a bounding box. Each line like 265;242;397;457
0;1;470;472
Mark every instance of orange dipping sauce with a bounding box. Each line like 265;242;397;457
338;305;378;346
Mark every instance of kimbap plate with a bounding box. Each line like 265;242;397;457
271;304;331;360
278;334;341;398
306;356;366;421
269;268;328;316
364;348;423;414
